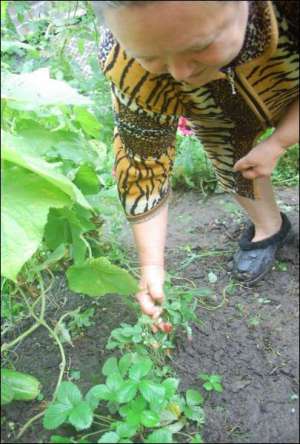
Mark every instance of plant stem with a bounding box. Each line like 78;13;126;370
16;412;45;440
80;428;110;441
93;414;114;423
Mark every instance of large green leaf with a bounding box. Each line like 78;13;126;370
66;257;138;297
2;130;92;210
16;121;97;165
73;107;101;139
44;206;95;261
1;164;71;281
73;164;100;195
2;68;91;109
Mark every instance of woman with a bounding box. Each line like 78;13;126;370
92;1;299;328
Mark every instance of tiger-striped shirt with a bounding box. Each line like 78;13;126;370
98;0;299;223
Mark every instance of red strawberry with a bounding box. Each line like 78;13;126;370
162;322;173;333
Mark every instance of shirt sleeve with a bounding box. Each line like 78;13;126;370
97;27;181;223
111;84;179;223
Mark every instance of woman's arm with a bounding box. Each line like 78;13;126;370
233;98;299;179
132;203;168;321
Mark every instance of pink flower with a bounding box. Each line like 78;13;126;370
178;116;193;136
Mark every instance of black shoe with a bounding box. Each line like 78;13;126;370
232;212;292;284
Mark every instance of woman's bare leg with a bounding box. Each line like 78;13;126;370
233;176;282;241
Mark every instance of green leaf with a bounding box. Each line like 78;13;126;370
98;432;120;443
145;429;173;443
210;374;222;383
116;422;137;439
149;397;167;413
1;1;8;20
2;69;91;109
43;403;72;430
102;357;119;377
1;164;70;282
56;381;82;407
66;257;138;297
106;372;124;393
140;410;160;428
186;389;204;406
203;382;213;391
191;433;204;443
184;405;205;423
73;107;101;139
117;381;138;404
162;378;179;399
119;354;134;377
130;396;147;412
165;421;185;434
50;435;75;443
139;380;166;405
198;373;209;381
129;357;153;382
33;244;66;272
69;401;93;430
212;382;223;393
126;410;142;427
73;164;100;195
159;410;178;427
16;122;97;165
85;384;112;409
2;131;91;209
44;209;71;250
2;40;38;54
44;206;95;264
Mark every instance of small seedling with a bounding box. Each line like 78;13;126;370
197;373;223;393
273;260;288;272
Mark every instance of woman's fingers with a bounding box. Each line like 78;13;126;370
148;282;165;304
135;291;162;317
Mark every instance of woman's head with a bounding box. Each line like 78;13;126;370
93;1;249;84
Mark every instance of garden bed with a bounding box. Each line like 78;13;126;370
1;187;299;444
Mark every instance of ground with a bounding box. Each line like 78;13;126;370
1;186;299;444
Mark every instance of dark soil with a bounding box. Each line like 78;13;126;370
1;187;299;444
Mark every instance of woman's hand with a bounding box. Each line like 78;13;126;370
233;136;285;180
135;265;167;332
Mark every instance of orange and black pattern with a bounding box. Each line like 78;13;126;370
98;0;299;223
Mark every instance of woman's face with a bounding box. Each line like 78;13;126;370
104;1;249;85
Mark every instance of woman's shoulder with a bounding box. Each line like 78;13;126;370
98;27;183;115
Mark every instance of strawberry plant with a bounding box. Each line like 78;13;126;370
44;354;205;443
